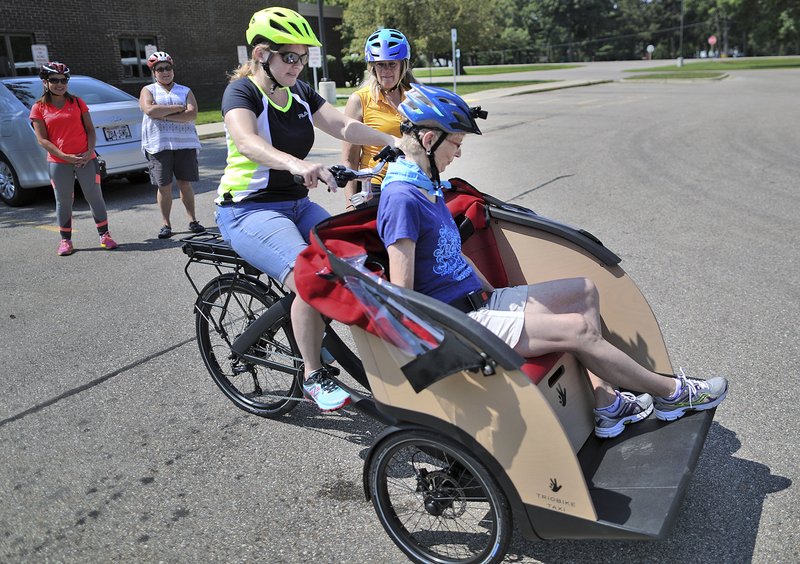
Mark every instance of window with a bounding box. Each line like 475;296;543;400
119;37;157;80
0;35;35;77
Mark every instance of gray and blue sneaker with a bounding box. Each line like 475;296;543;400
594;391;654;439
303;368;351;412
654;369;728;421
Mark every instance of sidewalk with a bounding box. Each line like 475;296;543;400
196;78;610;140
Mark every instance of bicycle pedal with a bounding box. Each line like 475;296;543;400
231;362;251;375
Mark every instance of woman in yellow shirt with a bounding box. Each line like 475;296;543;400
342;29;416;209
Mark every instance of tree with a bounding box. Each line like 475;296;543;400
333;0;798;63
339;0;503;66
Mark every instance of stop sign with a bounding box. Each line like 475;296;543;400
708;35;718;46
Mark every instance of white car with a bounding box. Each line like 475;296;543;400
0;75;149;206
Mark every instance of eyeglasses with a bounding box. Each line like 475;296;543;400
275;51;308;65
444;138;463;150
154;66;173;73
47;77;69;84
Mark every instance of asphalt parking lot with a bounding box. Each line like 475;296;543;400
1;66;798;563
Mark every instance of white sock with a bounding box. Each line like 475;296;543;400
667;378;682;400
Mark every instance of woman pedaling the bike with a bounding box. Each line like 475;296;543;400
341;28;415;209
214;7;397;411
376;83;729;439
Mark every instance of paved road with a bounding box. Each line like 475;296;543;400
1;67;798;562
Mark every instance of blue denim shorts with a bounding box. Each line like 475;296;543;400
215;197;330;283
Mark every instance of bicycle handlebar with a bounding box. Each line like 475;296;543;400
292;145;403;193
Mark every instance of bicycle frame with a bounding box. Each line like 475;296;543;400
182;230;391;422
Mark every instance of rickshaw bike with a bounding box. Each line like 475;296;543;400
181;149;720;564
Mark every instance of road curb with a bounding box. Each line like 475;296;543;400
198;128;226;140
504;79;613;97
620;72;730;83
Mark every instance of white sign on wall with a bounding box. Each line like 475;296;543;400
308;46;322;68
237;45;249;64
31;45;49;67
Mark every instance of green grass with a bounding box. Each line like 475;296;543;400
624;71;726;80
336;80;552;99
196;80;554;124
625;56;800;73
196;109;223;125
419;63;582;78
422;80;555;95
195;61;579;125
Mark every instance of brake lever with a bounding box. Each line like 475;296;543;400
292;173;338;192
373;145;403;163
292;148;400;197
329;165;351;188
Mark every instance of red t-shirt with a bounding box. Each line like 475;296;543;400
30;97;95;164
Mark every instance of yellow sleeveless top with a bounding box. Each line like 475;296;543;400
355;85;402;183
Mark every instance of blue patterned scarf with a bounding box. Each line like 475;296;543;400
381;158;451;197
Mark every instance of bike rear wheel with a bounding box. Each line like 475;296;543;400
368;430;512;564
195;275;302;418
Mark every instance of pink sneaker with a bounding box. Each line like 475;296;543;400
100;232;118;250
57;239;74;256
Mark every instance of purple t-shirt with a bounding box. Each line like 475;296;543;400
378;181;481;304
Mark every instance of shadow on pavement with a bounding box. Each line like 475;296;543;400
0;137;226;223
79;238;187;253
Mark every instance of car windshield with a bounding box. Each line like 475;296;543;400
2;77;134;109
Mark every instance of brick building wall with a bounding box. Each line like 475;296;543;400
1;1;344;108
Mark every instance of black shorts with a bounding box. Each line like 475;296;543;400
146;149;199;186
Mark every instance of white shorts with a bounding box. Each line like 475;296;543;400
467;285;527;348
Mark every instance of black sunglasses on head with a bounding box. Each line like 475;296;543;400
274;51;308;65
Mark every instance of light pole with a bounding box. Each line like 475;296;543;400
678;0;685;67
316;0;329;80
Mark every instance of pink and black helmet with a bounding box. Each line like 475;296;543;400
146;51;173;69
39;61;70;79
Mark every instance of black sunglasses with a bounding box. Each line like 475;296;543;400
154;66;173;73
47;77;69;84
275;51;308;65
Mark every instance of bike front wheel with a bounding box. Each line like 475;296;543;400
195;275;302;418
368;429;512;564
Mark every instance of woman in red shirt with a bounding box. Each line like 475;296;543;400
30;62;118;256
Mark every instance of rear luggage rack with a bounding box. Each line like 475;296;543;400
181;229;271;299
181;230;261;274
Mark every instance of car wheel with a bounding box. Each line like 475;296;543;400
126;171;151;185
0;155;34;206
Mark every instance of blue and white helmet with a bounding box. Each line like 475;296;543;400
399;83;483;135
365;28;411;62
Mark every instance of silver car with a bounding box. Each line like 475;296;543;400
0;75;149;206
